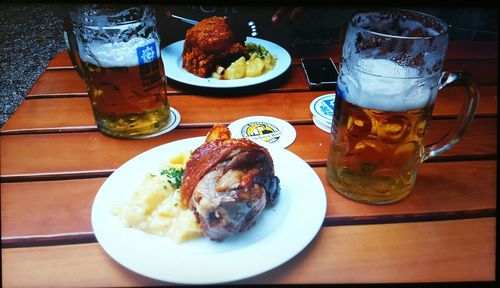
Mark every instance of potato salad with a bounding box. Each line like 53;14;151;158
212;42;277;80
112;151;202;243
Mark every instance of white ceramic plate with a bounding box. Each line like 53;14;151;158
161;37;292;88
91;137;326;284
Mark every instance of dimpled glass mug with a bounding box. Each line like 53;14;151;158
65;5;170;138
327;9;479;204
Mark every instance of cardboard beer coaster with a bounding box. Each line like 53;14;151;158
310;93;335;125
314;112;332;128
312;115;331;133
228;116;296;148
133;107;181;139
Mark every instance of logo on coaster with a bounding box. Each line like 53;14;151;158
321;98;335;115
229;116;296;148
310;93;336;124
241;121;281;143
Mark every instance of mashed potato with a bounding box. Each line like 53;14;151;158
212;42;277;79
112;151;202;243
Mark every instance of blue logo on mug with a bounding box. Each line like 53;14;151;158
137;42;157;65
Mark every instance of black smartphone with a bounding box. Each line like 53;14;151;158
301;58;339;90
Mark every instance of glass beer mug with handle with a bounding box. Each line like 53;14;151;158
327;9;479;204
64;5;170;138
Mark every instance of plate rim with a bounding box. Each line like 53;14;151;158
91;136;326;284
161;37;292;88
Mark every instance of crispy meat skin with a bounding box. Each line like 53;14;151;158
180;138;273;209
180;125;280;241
182;16;247;78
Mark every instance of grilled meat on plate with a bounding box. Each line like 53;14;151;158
182;16;248;78
180;125;280;241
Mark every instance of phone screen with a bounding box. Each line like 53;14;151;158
301;58;339;89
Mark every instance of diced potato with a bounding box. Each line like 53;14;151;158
168;151;190;167
140;216;172;236
212;43;276;80
171;210;203;242
245;57;265;77
112;204;146;227
215;66;225;75
156;198;180;218
263;54;276;71
174;230;202;243
143;189;168;214
113;151;202;243
223;57;246;79
211;66;225;79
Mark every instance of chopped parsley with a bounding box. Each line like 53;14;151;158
246;42;270;59
160;167;184;189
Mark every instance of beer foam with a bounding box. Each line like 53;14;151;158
80;37;158;68
339;59;436;112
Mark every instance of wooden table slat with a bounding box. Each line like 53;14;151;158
2;218;495;286
1;118;496;180
46;51;73;69
1;161;495;246
4;85;497;134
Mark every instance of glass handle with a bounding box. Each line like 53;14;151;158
63;15;85;79
422;71;480;161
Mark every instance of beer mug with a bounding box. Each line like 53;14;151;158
64;5;170;138
327;9;479;204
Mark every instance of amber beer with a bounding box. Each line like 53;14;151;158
67;5;170;138
80;39;170;138
327;9;479;204
327;59;440;204
327;97;434;204
82;58;169;138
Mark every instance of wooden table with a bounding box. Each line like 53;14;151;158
1;41;496;286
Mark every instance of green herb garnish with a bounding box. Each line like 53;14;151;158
246;42;269;59
160;167;184;189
